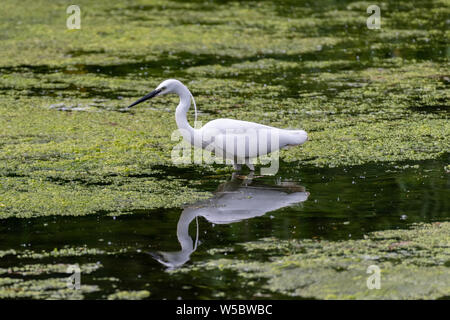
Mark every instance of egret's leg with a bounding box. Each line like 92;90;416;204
242;171;254;186
245;160;255;171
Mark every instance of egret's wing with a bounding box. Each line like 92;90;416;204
201;118;274;132
199;118;307;157
203;128;276;159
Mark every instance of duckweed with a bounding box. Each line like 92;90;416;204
173;222;450;299
0;0;448;218
0;0;448;300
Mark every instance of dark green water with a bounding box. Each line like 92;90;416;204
0;158;448;299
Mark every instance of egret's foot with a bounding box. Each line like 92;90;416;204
233;172;255;185
242;171;255;186
231;172;246;181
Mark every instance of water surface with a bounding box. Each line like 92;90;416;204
1;158;447;299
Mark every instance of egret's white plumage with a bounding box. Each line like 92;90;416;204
128;79;308;170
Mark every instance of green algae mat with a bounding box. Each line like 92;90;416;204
0;0;449;299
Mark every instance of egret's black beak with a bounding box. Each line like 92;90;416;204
127;88;162;108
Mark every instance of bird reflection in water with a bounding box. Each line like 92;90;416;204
150;173;310;269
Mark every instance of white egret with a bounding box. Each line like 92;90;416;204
127;79;308;171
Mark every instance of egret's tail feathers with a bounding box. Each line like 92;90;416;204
285;130;308;146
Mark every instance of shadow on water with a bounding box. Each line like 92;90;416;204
167;0;449;30
408;97;450;114
0;157;448;299
0;0;447;104
1;40;446;101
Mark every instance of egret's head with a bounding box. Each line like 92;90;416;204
127;79;184;108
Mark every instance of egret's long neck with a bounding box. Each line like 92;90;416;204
175;85;195;135
176;209;198;253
